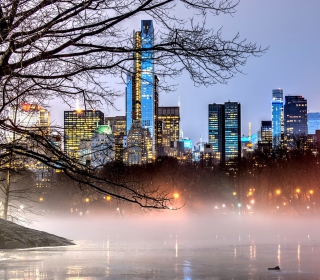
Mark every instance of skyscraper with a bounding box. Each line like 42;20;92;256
208;102;241;165
208;103;224;162
156;106;180;156
125;20;158;162
64;110;104;158
284;95;308;137
224;102;241;163
271;89;284;148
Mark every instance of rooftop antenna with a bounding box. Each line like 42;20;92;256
248;122;252;140
178;96;180;107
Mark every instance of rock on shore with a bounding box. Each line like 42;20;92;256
0;218;75;249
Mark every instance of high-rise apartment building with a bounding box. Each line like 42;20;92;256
308;112;320;134
208;102;241;165
284;95;308;137
271;89;284;148
156;106;180;156
64;110;104;158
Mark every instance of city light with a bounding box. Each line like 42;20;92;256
173;192;179;199
276;189;281;195
296;188;301;194
39;197;43;202
309;190;314;195
106;196;111;201
85;198;89;203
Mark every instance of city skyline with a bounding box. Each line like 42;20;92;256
50;1;320;146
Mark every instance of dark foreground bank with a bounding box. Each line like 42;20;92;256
0;218;74;249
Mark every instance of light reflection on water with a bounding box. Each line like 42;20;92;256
1;236;320;279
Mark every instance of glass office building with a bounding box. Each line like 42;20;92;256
208;103;224;162
284;95;308;137
224;102;241;162
208;102;241;165
271;89;284;148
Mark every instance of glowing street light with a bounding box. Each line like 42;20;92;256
233;192;237;196
275;189;281;195
296;188;301;194
173;192;180;199
309;190;314;195
106;196;111;201
250;199;255;204
39;197;43;202
85;198;89;203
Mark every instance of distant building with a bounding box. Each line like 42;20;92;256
258;121;272;153
126;120;152;165
6;103;50;143
284;95;308;137
208;103;224;162
156;106;180;157
271;89;284;148
308;112;320;134
64;110;104;158
105;116;126;161
208;102;241;166
90;124;114;167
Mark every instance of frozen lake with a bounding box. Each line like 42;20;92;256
1;214;320;279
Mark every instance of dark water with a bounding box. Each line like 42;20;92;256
1;214;320;279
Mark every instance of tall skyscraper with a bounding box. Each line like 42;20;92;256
156;106;180;156
208;102;241;165
271;89;284;148
208;103;224;162
284;95;308;137
64;110;104;158
125;20;158;162
308;112;320;134
224;102;241;163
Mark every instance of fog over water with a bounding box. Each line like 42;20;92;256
2;212;320;279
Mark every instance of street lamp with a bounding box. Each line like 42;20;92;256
173;192;179;199
276;189;281;195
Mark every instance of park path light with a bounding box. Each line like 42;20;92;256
85;198;89;203
105;196;111;201
296;188;301;194
39;197;43;202
309;190;314;195
276;189;281;195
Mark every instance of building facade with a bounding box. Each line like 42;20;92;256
105;116;126;161
64;110;104;158
208;103;225;162
208;102;241;166
271;89;284;149
284;95;308;138
156;106;180;157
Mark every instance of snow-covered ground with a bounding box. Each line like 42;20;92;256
1;214;320;279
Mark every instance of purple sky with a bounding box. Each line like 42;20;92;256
51;0;320;146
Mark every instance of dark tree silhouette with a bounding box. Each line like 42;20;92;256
0;0;265;210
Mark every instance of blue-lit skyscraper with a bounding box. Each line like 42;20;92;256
125;20;157;162
271;89;284;148
140;20;154;139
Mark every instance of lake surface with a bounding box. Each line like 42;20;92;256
1;214;320;279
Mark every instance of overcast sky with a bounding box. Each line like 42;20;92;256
51;0;320;146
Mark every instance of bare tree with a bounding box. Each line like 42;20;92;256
0;0;266;209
